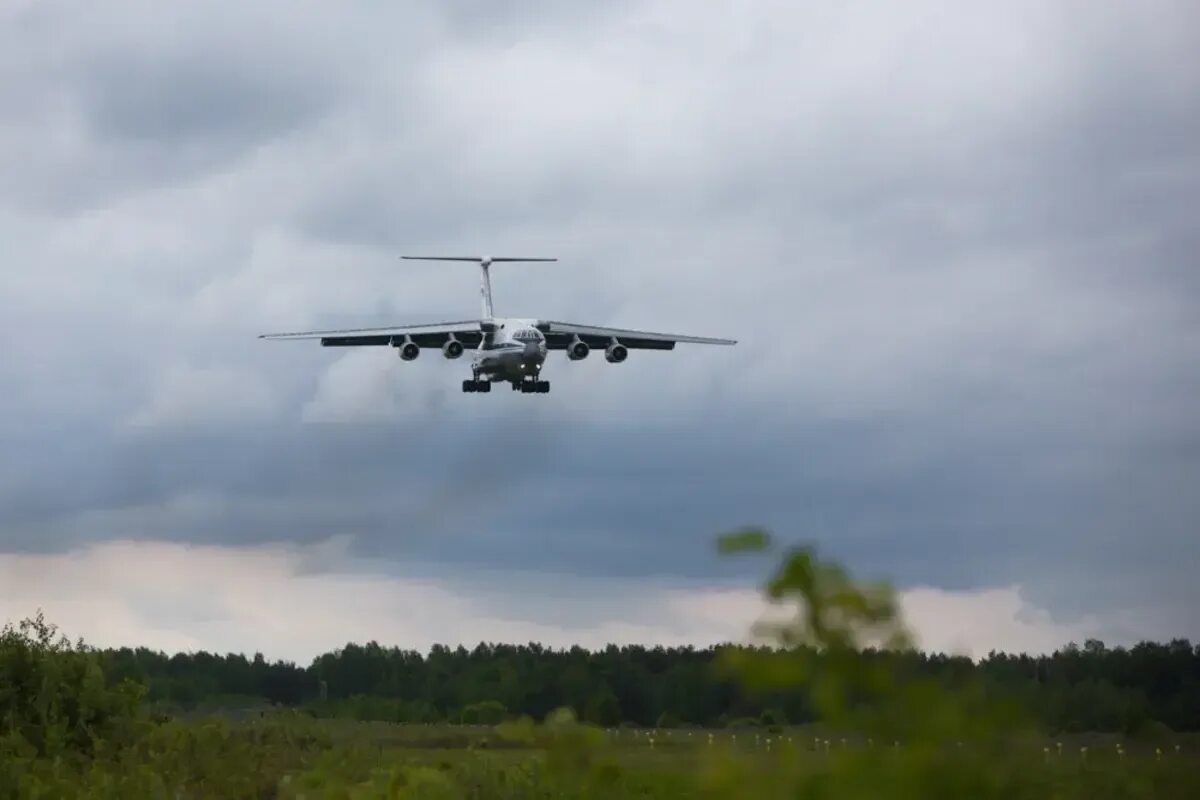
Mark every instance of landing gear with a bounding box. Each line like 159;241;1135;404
462;379;491;393
518;380;550;394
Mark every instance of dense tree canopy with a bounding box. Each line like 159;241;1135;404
98;637;1200;734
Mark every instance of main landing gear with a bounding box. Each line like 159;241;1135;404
464;376;549;394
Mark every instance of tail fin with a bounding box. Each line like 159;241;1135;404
401;256;557;319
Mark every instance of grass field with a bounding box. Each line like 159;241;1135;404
10;711;1191;799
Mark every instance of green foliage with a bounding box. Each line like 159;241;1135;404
460;699;507;724
655;711;679;729
700;539;1040;797
0;612;146;761
760;707;786;724
77;616;1200;734
1128;718;1175;743
726;716;761;728
760;707;787;733
583;687;621;727
3;535;1200;798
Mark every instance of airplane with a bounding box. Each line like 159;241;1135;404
260;256;736;394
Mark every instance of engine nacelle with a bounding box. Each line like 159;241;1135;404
442;339;464;359
605;341;628;363
567;338;590;361
398;339;420;361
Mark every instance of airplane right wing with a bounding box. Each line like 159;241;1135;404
537;320;737;350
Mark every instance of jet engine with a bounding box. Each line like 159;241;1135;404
398;339;420;361
567;338;590;361
605;341;628;363
442;339;464;359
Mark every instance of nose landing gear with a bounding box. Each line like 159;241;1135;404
518;380;550;394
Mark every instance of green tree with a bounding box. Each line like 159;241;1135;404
584;689;622;727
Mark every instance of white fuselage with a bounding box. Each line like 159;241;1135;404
473;318;547;384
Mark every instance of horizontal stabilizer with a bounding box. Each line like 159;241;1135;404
401;256;557;263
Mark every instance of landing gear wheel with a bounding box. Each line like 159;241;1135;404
478;380;491;393
537;381;550;394
462;380;476;393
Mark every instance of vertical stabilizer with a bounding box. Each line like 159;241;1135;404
400;256;557;321
479;258;495;319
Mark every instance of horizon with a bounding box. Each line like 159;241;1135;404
47;621;1192;669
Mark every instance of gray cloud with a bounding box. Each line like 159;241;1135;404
78;50;333;148
1;0;1198;648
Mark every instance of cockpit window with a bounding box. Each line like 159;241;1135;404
514;328;539;341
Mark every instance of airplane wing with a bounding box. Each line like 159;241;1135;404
537;321;736;350
259;321;485;348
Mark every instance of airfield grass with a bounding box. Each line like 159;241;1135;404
293;720;1200;800
5;712;1198;798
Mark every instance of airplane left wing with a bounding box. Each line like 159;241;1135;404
537;320;736;350
259;321;485;348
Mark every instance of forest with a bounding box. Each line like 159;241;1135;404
100;636;1200;735
4;537;1197;798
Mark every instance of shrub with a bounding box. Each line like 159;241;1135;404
0;612;145;759
727;717;761;728
655;711;680;729
760;707;788;728
460;700;508;725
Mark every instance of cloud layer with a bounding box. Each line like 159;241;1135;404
0;539;1150;662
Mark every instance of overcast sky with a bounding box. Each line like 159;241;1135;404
1;0;1197;662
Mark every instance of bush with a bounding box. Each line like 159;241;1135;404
1128;718;1174;743
760;708;788;728
0;612;145;759
461;700;508;725
726;717;761;728
585;690;622;727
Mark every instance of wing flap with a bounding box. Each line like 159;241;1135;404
544;334;676;350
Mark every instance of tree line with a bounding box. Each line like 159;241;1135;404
98;637;1200;734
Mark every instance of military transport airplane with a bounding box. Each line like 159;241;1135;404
260;256;736;394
